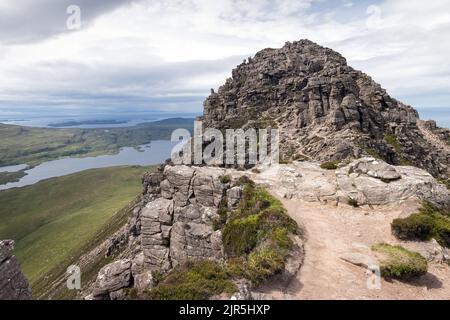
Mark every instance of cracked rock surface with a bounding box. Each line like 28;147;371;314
0;240;32;300
200;39;450;179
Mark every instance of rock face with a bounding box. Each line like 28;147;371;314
253;158;450;208
88;158;449;299
199;39;450;179
337;159;450;207
141;166;227;272
91;165;239;298
0;240;32;300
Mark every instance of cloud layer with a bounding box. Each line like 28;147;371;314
0;0;449;115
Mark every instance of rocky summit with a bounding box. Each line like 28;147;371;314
200;39;450;179
75;40;450;301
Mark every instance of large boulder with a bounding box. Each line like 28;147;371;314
162;166;196;206
349;158;401;181
92;259;132;300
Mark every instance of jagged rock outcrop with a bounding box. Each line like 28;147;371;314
90;165;241;298
141;165;227;272
88;158;449;299
199;39;450;179
0;240;32;300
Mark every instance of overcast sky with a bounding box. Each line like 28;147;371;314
0;0;449;116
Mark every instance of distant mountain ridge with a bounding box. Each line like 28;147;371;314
199;39;450;179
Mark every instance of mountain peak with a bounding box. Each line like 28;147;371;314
200;39;450;179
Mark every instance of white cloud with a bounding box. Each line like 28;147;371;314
0;0;449;114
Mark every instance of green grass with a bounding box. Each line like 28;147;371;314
34;196;140;299
384;134;402;153
371;243;428;280
219;175;231;184
0;166;150;287
223;214;261;256
0;170;27;184
439;178;450;190
0;118;193;167
221;178;299;286
222;181;297;257
320;161;340;170
146;260;237;300
391;202;450;248
141;177;300;300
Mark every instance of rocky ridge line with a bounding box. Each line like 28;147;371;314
199;39;450;179
87;164;258;299
85;156;450;300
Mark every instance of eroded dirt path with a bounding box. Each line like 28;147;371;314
259;196;450;300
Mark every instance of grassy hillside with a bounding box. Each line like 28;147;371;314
0;118;193;168
0;170;26;184
0;166;151;286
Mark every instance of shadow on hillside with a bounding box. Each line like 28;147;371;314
385;272;444;290
410;272;443;290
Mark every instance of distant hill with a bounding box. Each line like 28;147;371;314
0;165;153;295
48;119;128;127
0;118;194;168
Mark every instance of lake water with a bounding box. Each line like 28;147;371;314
0;164;28;173
0;140;179;191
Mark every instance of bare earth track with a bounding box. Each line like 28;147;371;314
259;196;450;300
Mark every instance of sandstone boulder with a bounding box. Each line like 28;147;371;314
337;162;450;207
93;259;132;300
349;158;401;181
162;166;195;206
